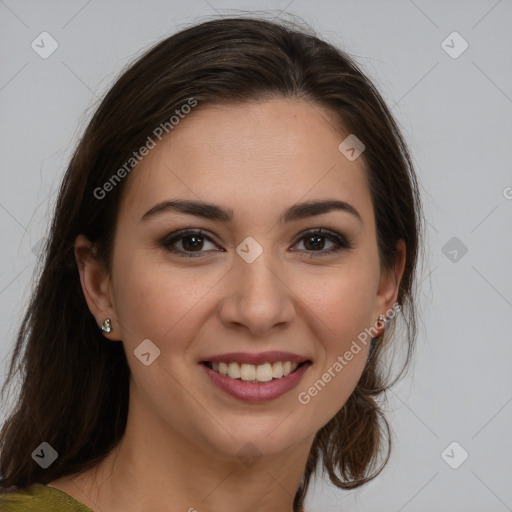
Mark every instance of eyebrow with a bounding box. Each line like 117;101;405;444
140;198;362;224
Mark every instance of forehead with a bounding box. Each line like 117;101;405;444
119;98;373;226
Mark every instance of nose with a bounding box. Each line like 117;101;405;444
217;249;296;337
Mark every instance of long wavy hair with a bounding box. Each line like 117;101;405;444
0;15;423;511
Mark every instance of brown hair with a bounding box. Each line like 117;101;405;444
0;15;423;511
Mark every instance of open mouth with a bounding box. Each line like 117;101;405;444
201;360;311;383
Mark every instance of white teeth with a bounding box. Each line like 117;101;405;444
227;362;241;379
240;363;256;381
208;361;301;382
272;361;284;378
256;363;273;382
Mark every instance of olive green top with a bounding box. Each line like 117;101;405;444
0;483;93;511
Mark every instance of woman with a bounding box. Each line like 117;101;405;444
0;15;422;512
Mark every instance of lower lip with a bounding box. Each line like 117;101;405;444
201;362;311;403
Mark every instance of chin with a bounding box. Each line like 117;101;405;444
196;414;315;461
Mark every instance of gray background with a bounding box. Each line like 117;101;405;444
1;0;511;510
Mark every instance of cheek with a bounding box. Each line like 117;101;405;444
111;250;222;353
296;258;378;343
292;262;376;421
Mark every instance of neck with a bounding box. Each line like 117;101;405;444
71;383;314;512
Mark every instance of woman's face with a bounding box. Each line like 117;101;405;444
82;98;403;461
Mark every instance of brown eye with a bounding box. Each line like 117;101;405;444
161;228;352;258
162;229;221;257
291;229;353;257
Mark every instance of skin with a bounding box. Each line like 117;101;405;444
49;98;405;512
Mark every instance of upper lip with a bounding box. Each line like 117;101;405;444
200;351;311;366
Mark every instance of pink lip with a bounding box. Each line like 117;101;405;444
200;351;309;365
200;361;312;403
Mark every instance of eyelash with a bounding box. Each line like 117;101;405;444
161;228;353;258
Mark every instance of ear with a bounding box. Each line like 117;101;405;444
372;238;406;336
74;234;120;341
